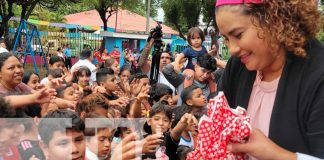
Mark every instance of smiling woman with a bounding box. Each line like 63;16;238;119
216;0;324;159
0;52;32;93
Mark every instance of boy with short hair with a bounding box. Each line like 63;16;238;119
172;85;207;149
38;109;86;160
76;93;110;119
149;83;173;106
84;113;115;160
163;54;217;105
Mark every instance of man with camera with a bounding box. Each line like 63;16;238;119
137;24;178;104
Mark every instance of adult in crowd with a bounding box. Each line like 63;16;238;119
138;38;177;97
71;49;96;85
216;0;324;159
64;44;72;69
110;45;121;64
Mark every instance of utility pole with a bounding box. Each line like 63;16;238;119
115;0;119;32
146;0;151;34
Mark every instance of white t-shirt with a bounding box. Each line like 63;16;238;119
147;70;176;95
0;47;9;53
71;59;97;84
179;132;194;148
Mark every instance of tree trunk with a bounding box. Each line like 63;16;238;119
25;0;38;20
175;23;186;40
20;5;27;20
101;19;107;52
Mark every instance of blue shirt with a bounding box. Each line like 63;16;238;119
182;46;207;70
64;48;72;57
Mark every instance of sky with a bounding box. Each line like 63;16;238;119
156;8;165;22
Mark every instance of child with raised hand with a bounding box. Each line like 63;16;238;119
96;67;129;108
117;66;132;97
163;53;217;105
143;102;197;159
172;85;207;149
40;56;65;85
149;83;174;106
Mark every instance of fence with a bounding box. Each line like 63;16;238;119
9;28;103;57
171;39;212;53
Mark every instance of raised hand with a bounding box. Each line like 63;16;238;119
142;133;164;153
136;85;150;102
110;132;142;160
32;88;57;104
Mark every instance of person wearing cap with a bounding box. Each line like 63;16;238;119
71;49;96;84
215;0;324;159
110;45;121;64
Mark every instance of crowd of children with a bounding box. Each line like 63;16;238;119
0;26;223;160
2;0;324;158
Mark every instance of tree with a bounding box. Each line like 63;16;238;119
84;0;146;51
202;0;217;32
162;0;215;40
0;0;15;47
0;0;79;49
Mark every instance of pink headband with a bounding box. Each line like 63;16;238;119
215;0;262;7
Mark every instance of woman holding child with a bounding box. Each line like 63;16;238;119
216;0;324;159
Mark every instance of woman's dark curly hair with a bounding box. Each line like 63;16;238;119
217;0;322;57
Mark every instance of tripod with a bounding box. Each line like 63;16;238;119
149;39;163;85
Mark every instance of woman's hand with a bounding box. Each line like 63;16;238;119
227;129;297;160
31;88;56;104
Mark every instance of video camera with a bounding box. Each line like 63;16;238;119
148;22;163;42
149;22;164;85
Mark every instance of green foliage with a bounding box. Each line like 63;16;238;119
162;0;215;40
317;30;324;42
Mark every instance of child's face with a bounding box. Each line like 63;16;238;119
103;75;118;92
111;61;120;75
148;112;171;134
120;127;134;139
188;88;207;107
190;32;202;48
140;78;150;88
27;73;42;90
63;86;81;101
159;94;173;106
120;70;131;82
78;72;90;87
50;61;65;70
47;130;85;160
0;120;18;156
141;104;148;117
12;124;24;146
194;65;213;82
87;128;113;159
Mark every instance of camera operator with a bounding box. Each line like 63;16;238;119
137;26;178;105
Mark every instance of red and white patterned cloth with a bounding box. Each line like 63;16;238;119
187;92;251;160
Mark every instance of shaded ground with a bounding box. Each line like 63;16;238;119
24;64;48;79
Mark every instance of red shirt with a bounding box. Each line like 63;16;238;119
3;146;21;160
93;51;102;62
110;50;121;64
